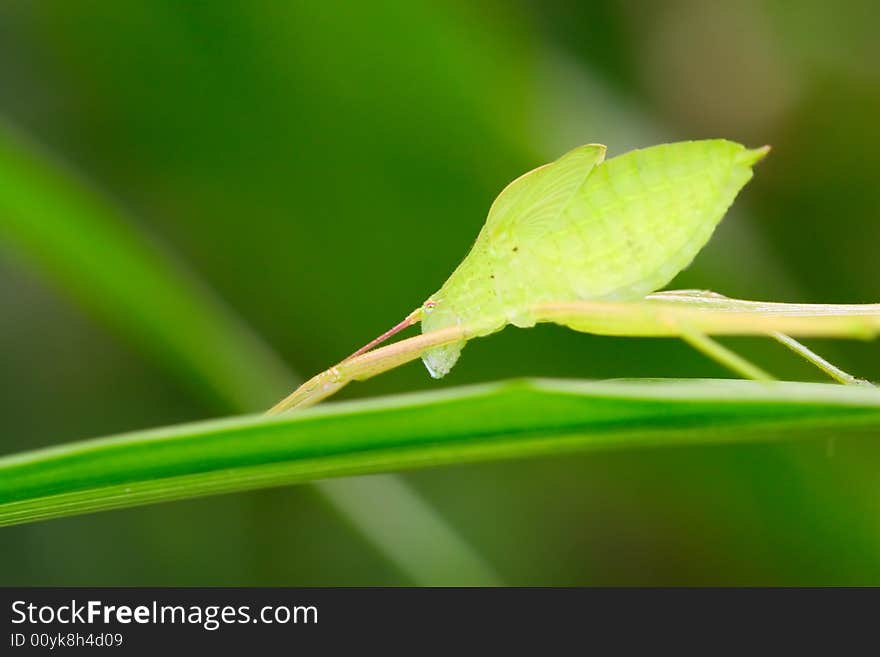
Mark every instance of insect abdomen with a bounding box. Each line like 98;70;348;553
555;140;762;301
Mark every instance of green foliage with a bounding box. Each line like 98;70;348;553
2;0;879;586
3;378;879;527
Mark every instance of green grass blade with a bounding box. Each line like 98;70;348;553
3;378;880;528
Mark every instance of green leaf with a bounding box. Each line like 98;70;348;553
3;378;879;527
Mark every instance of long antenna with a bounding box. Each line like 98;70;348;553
342;307;424;362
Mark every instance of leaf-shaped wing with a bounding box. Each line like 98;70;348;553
500;140;769;305
483;143;607;240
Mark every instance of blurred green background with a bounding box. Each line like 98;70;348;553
2;0;879;585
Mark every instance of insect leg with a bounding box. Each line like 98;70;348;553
769;333;873;386
266;366;346;414
343;307;424;362
268;323;467;413
678;326;776;382
660;289;871;385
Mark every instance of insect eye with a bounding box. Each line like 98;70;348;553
423;300;437;314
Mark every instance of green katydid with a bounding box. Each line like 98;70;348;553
270;139;880;414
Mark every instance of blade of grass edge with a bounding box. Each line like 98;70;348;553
2;378;879;528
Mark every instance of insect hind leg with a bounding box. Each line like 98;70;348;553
677;326;775;381
660;288;872;386
769;333;873;386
